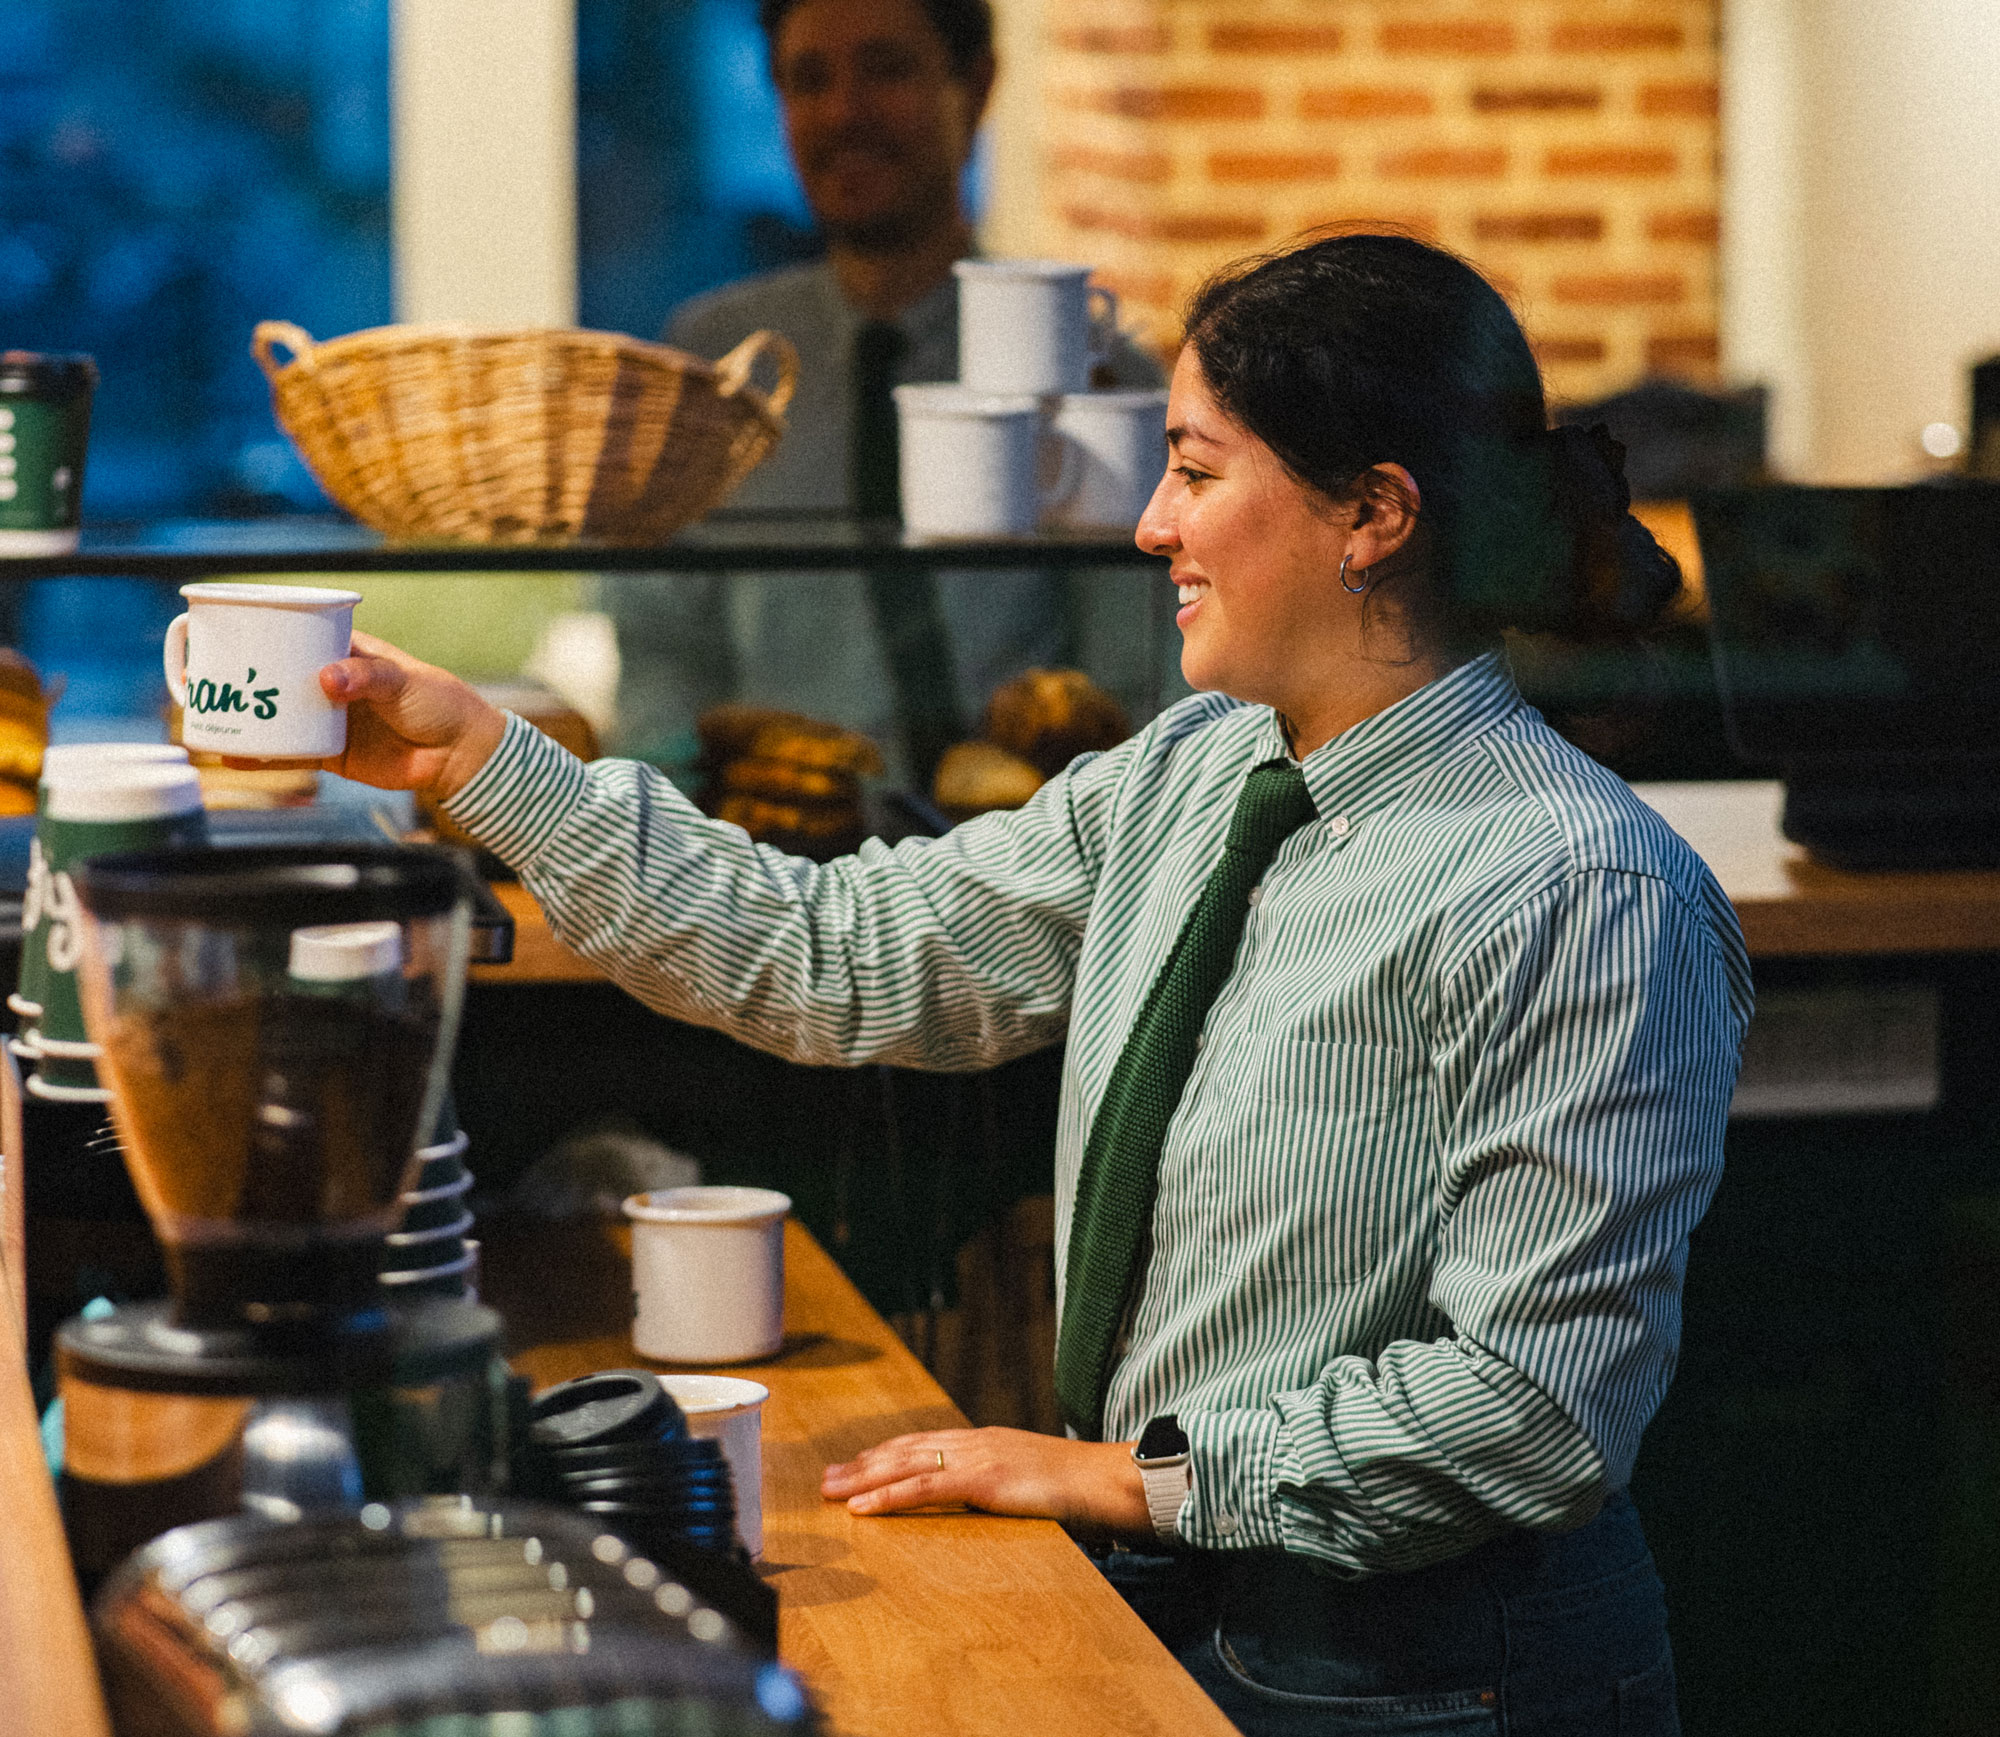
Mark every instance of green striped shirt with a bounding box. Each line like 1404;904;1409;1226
448;651;1752;1576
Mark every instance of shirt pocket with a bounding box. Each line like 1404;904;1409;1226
1208;1037;1433;1287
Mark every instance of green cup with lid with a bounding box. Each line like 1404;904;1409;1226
22;760;207;1098
12;745;191;1028
0;352;97;556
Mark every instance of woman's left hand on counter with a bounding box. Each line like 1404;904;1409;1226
822;1427;1151;1535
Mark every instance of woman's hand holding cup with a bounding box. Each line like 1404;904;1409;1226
317;630;507;802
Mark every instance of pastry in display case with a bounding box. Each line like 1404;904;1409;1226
933;668;1133;824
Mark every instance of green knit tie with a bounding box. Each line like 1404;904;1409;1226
1054;760;1318;1440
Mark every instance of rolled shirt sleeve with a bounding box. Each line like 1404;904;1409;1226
1173;869;1748;1574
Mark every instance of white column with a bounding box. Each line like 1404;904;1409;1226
1718;0;1810;478
1722;0;2000;482
982;0;1049;259
392;0;576;326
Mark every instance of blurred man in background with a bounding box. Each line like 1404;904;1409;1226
611;0;1160;785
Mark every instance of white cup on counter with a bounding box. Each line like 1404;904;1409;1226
893;384;1079;539
624;1185;790;1364
164;581;360;762
1047;389;1171;533
657;1373;770;1558
954;260;1119;395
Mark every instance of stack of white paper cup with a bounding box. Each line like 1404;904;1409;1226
14;750;205;1101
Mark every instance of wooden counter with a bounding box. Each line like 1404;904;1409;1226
482;1217;1236;1737
474;782;2000;982
0;1204;1230;1737
1630;781;2000;957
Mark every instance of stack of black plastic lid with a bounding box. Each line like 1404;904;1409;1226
522;1371;740;1563
381;1123;477;1299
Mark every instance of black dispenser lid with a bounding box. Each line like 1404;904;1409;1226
74;842;466;926
56;1295;501;1396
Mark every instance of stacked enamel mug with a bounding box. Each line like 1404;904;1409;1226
11;745;204;1102
891;261;1168;540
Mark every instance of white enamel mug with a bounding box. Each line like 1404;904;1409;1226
625;1186;790;1364
657;1373;769;1558
1048;390;1171;532
953;259;1119;396
164;582;360;760
893;385;1079;539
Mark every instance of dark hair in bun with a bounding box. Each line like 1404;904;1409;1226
1183;233;1681;649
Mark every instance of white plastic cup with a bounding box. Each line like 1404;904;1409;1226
656;1373;769;1558
953;260;1119;396
164;581;360;761
1048;389;1171;532
893;385;1079;539
624;1186;790;1364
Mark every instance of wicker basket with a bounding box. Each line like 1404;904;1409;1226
252;321;798;545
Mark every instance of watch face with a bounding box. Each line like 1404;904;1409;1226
1136;1415;1188;1461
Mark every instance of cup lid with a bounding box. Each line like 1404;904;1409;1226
179;581;363;609
654;1373;770;1414
42;743;189;775
1055;388;1171;411
0;352;97;396
43;763;204;822
952;258;1093;281
891;383;1042;417
624;1186;791;1225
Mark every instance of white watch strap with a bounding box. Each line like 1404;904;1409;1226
1138;1457;1192;1541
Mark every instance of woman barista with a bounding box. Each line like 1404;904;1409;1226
324;234;1750;1734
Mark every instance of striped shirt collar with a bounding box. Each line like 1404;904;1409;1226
1248;649;1525;832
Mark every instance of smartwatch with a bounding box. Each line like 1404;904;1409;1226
1132;1415;1192;1541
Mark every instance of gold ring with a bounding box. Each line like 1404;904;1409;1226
935;1449;945;1471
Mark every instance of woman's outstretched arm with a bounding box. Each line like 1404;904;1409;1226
320;633;1118;1072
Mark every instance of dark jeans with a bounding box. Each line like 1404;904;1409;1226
1094;1493;1677;1736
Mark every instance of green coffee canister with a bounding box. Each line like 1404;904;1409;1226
0;352;97;556
27;763;206;1098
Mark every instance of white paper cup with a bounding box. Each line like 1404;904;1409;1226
1048;389;1171;532
953;259;1118;396
164;581;360;761
625;1186;790;1364
656;1373;769;1558
893;385;1079;539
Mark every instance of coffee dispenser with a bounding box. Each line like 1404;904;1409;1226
52;844;514;1580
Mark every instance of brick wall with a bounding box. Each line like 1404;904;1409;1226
1032;0;1718;407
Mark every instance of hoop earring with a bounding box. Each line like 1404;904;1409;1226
1340;553;1369;594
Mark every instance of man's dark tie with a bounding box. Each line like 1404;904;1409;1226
1053;761;1320;1440
851;318;961;784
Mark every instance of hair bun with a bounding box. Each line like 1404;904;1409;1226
1546;423;1632;522
1545;422;1680;636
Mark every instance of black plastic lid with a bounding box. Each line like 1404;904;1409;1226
0;350;97;397
529;1370;684;1449
74;842;466;926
